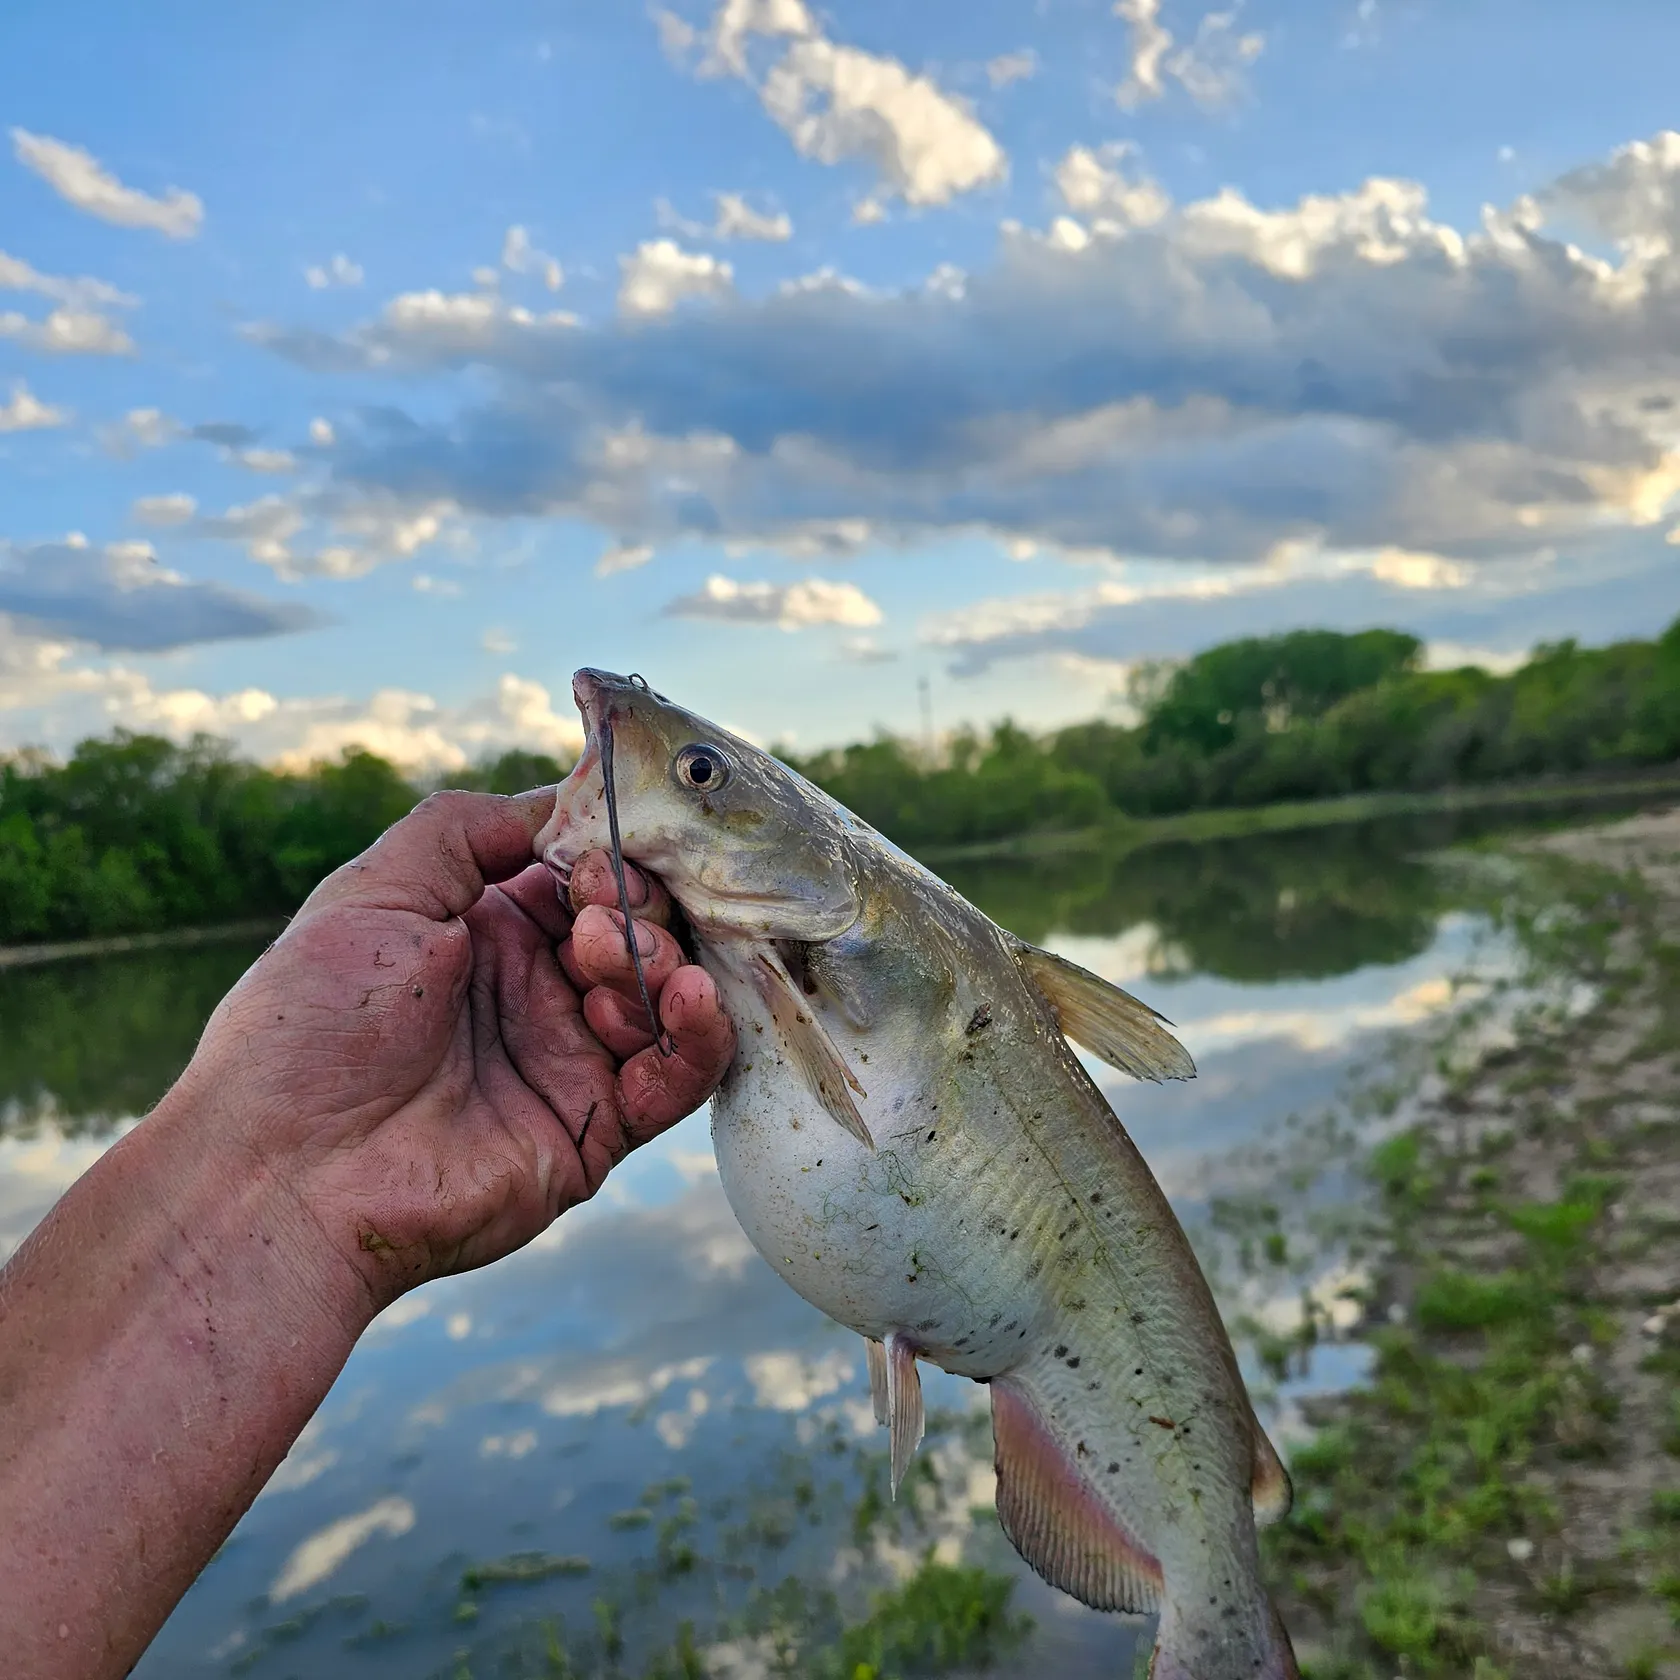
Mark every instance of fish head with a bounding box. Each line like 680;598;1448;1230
535;669;860;942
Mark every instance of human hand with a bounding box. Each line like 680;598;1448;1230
162;789;735;1321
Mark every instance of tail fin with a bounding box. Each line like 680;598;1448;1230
1149;1600;1299;1680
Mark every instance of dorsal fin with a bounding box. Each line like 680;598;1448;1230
1014;942;1195;1084
1251;1421;1293;1526
747;947;874;1149
990;1377;1164;1614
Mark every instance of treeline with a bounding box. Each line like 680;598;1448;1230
0;738;565;945
787;621;1680;849
5;619;1680;945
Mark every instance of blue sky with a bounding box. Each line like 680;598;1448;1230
3;0;1680;771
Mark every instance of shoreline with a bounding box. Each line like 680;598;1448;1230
1267;810;1680;1676
917;766;1680;865
0;918;282;972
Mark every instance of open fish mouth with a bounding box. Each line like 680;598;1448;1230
541;668;673;1055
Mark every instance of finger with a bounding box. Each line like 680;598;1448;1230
567;849;674;929
583;985;657;1057
569;904;684;1003
617;966;736;1144
298;788;559;923
498;861;574;944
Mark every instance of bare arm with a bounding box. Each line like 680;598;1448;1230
0;791;734;1680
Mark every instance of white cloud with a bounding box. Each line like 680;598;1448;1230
269;1498;414;1602
1054;144;1170;229
681;0;1005;208
0;306;134;356
851;195;887;225
596;541;655;576
0;248;133;311
480;626;516;655
1115;0;1264;110
501;225;564;291
132;492;197;525
11;128;203;238
618;239;734;317
743;1349;853;1411
309;417;336;446
100;407;177;455
986;50;1038;89
713;192;792;241
0;381;69;433
231;447;299;474
663;574;883;629
304;253;364;289
260;128;1680;612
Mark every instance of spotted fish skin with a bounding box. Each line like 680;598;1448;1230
537;669;1299;1680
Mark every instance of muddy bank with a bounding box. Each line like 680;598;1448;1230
1269;811;1680;1678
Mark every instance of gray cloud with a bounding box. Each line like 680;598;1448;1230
0;538;321;651
250;131;1680;589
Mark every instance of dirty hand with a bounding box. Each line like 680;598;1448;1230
164;789;735;1314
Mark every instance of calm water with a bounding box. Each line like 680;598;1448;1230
0;814;1579;1679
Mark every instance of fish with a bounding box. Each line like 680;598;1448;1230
535;669;1300;1680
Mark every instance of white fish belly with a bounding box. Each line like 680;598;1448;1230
706;967;1054;1377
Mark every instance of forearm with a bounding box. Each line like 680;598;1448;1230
0;1087;376;1680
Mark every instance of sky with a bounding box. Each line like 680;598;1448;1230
4;0;1680;773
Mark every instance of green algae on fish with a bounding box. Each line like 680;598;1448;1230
537;669;1301;1679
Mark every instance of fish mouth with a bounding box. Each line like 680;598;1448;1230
534;669;659;872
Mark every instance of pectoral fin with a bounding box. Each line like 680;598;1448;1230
865;1336;890;1426
1014;942;1195;1084
1251;1421;1293;1525
747;948;873;1149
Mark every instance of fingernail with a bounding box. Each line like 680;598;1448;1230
632;920;656;957
623;864;648;906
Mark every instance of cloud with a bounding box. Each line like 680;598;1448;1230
132;492;197;525
0;535;319;651
11;128;203;238
1115;0;1264;110
231;447;299;474
662;573;882;629
480;627;516;654
923;545;1680;675
176;488;460;581
99;407;177;454
188;420;259;448
0;381;69;433
269;1498;414;1603
501;225;564;290
986;50;1038;89
673;0;1005;209
1053;143;1170;229
597;541;655;576
660;192;792;243
0;248;133;311
0;306;133;355
304;253;364;289
618;239;734;317
253;129;1680;597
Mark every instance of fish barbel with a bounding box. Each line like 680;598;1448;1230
536;670;1299;1680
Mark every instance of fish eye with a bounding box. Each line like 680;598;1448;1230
675;743;731;792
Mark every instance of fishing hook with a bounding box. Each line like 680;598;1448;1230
599;709;674;1057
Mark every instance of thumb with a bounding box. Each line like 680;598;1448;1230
298;787;559;923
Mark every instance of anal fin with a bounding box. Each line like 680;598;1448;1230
748;948;873;1149
990;1377;1164;1615
885;1332;924;1497
1251;1421;1293;1526
1014;942;1195;1084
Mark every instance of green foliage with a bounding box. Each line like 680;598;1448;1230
788;617;1680;852
0;733;578;945
822;1558;1030;1679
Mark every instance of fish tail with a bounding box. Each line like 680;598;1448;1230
1149;1595;1299;1680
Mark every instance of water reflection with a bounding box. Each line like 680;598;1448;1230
0;815;1560;1677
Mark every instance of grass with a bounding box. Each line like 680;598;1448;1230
1262;849;1680;1676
